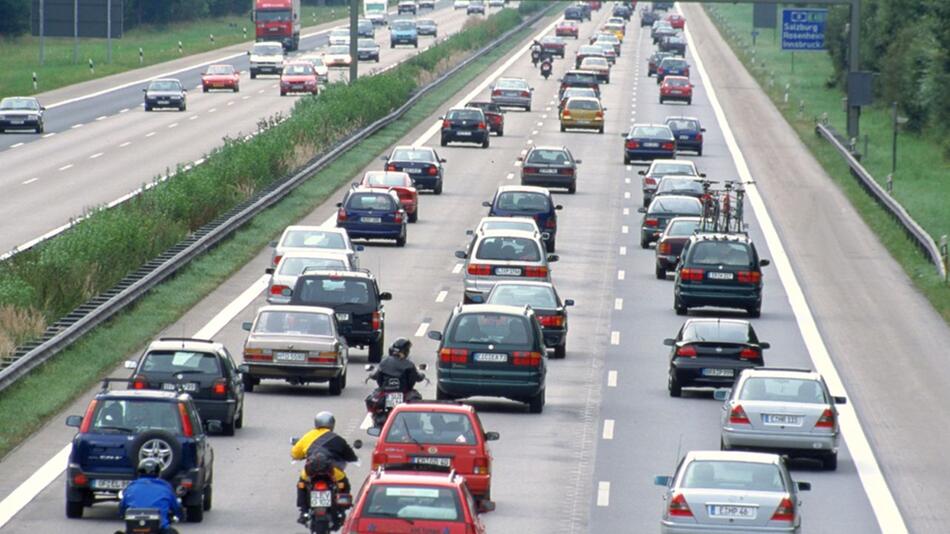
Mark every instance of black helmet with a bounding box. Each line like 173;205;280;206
389;337;412;358
137;458;162;478
314;411;335;431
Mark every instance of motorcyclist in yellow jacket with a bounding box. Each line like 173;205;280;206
291;411;358;525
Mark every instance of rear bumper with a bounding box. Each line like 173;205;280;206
438;368;544;400
242;362;344;381
542;328;567;347
661;93;692;102
192;398;238;423
338;222;404;240
656;254;679;269
661;522;799;534
342;329;382;347
0;118;41;128
442;130;489;143
490;96;531;109
676;285;762;310
561;118;603;130
671;359;758;388
626;148;676;161
522;173;576;188
721;427;839;454
410;175;441;189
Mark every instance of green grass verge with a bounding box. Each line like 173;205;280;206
0;17;539;461
703;4;950;324
0;6;343;99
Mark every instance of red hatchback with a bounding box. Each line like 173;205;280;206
343;468;490;534
369;402;498;502
659;76;693;105
665;13;685;29
201;64;240;92
555;20;579;38
359;171;419;222
279;62;319;96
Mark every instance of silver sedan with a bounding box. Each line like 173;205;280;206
489;77;533;111
269;225;362;269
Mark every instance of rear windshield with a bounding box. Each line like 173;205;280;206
581;58;608;68
681;461;785;492
496;78;527;89
578;46;602;55
447;109;482;121
666;219;699;236
206;65;234;75
648;197;702;215
488;285;557;308
346;193;398;211
563;72;598;84
632;126;672;139
365;172;408;187
253;310;333;336
667;119;699;131
391;20;416;30
141;350;220;375
328;45;349;55
281;230;346;250
682;321;750;343
450;313;531;345
651;162;695;176
359;39;377;47
739;377;828;404
92;399;183;434
278;256;348;275
664;78;690;87
148;80;181;91
385;411;477;445
563;88;596;100
475;236;541;262
566;98;600;110
417;19;435;26
526;149;571;164
391;148;435;162
480;220;535;233
657;178;703;196
295;277;375;306
495;192;550;211
661;58;687;69
283;64;312;75
688;241;752;266
363;485;461;521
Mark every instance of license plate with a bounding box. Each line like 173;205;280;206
10;120;24;125
495;267;522;276
707;272;734;280
539;168;559;174
670;90;682;94
335;312;350;322
91;479;129;490
310;490;332;508
412;456;451;467
679;135;690;140
702;368;735;377
707;504;756;519
275;351;306;362
361;216;382;223
763;414;804;426
292;85;303;90
162;382;197;392
457;131;472;136
405;167;421;174
385;392;404;408
474;352;508;363
157;100;169;105
644;142;659;147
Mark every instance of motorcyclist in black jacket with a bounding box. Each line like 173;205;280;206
370;337;424;398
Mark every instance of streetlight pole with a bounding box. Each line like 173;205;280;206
891;101;898;175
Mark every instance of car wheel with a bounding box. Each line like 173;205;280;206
185;492;204;523
179;104;186;112
390;43;395;48
560;123;566;132
414;41;418;48
234;85;240;93
203;86;208;93
668;372;682;397
220;418;236;436
250;71;257;79
823;452;838;471
234;403;244;429
720;438;729;451
396;229;407;247
280;90;287;96
567;182;576;194
624;155;630;165
674;298;688;316
368;336;384;363
144;104;152;112
697;148;703;156
202;484;213;511
497;127;504;137
655;264;666;279
65;499;84;519
328;372;344;396
659;97;664;104
436;387;453;401
440;136;448;147
36;124;44;134
748;305;761;318
528;389;545;414
408;207;418;223
688;99;692;105
525;105;532;112
242;374;257;393
640;235;649;249
598;126;604;134
554;342;566;359
482;137;490;149
434;179;443;195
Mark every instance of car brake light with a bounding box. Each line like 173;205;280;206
696;132;703;142
178;403;194;437
737;271;761;284
523;167;539;174
595;111;603;119
539;315;565;328
372;452;387;468
658;241;671;254
79;400;98;433
372;311;381;331
468;263;492;276
270;284;289;296
668;493;692;517
243;348;272;362
439;348;469;364
337;208;347;222
625;140;639;149
525;266;548;278
545;218;557;229
212;378;228;396
562;110;571;118
131;375;148;390
658;67;665;74
645;218;658;227
512;351;542;366
563;167;574;176
680;267;704;281
442;119;451;128
427;165;438;175
729;404;751;425
644;176;657;185
272;254;282;266
739;348;759;360
308;351;338;363
477;122;487;130
313;480;330;491
473;457;490;474
675;345;697;358
72;473;89;486
386;164;397;171
492;89;502;96
684;68;690;76
661;142;675;150
771;497;795;522
520;91;530;97
394;211;404;224
815;408;835;429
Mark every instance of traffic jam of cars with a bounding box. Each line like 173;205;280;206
40;1;857;534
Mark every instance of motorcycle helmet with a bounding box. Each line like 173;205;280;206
137;458;162;478
314;411;336;431
389;337;412;358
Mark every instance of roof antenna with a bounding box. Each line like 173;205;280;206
674;433;684;468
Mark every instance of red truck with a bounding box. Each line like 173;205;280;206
253;0;301;51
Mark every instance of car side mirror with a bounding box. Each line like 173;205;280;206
465;229;474;236
66;415;83;428
653;475;671;487
418;363;428;371
265;267;275;275
379;292;392;301
477;500;496;514
713;388;731;401
834;396;847;405
796;481;812;492
699;173;707;177
242;321;253;331
759;342;770;349
759;259;771;267
637;207;647;213
380;156;388;161
269;240;278;247
428;331;443;341
239;364;249;374
366;427;381;437
336;202;343;207
438;115;445;120
575;159;583;164
40;106;46;111
455;250;468;259
547;254;559;262
638;170;646;175
564;299;575;307
142;88;147;92
440;158;447;163
246;50;251;55
482;201;491;208
701;128;706;132
555;205;563;210
124;360;138;369
290;437;299;445
355;245;365;252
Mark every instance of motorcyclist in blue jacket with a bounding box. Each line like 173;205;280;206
118;458;183;534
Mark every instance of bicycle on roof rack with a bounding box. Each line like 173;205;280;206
697;179;754;234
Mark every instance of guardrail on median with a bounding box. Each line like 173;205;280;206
0;4;555;393
815;121;948;280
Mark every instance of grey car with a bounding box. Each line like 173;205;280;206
654;451;810;534
455;229;558;304
269;225;362;269
143;79;186;111
358;18;375;38
489;77;533;111
265;250;356;304
716;368;847;470
465;216;543;256
416;18;438;36
357;38;381;62
639;159;702;207
639;195;703;248
0;96;45;133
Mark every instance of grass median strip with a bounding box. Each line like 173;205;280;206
0;15;540;460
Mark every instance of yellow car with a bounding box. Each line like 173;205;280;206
560;96;605;133
603;22;625;41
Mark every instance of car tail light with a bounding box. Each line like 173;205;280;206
212;378;228;396
474;457;490;474
372;451;387;468
563;167;575;176
520;91;530;97
661;142;675;150
625;140;639;149
696;132;703;142
270;284;289;296
815;408;836;429
131;375;148;390
468;264;492;276
545;218;557;229
668;493;692;517
79;400;98;433
595;111;603;119
178;403;194;437
394;211;404;224
644;176;657;186
492;89;502;96
72;473;89;487
658;67;665;75
477;122;487;130
386;164;397;171
771;497;795;522
675;345;697;358
272;254;283;266
439;348;469;364
427;165;438;175
442;119;451;128
539;315;565;328
645;218;658;227
739;347;760;360
680;267;704;281
512;351;542;366
684;67;690;77
658;241;671;254
337;208;347;222
313;480;330;491
737;271;761;284
372;311;381;331
562;110;572;119
309;351;338;363
243;348;272;362
524;266;548;278
523;167;539;174
729;404;751;425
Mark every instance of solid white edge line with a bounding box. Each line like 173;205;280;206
680;5;907;533
0;445;71;528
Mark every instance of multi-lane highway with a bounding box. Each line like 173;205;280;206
3;1;950;533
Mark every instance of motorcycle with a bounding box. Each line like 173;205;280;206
540;58;553;80
363;363;427;429
291;437;362;534
530;46;542;66
113;490;182;534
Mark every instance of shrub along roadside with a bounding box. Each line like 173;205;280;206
0;7;528;357
0;14;540;461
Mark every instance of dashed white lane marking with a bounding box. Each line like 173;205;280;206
531;130;538;135
614;298;623;310
452;263;464;274
607;370;618;387
208;108;217;113
10;143;23;148
119;108;129;113
95;115;107;121
513;161;522;167
42;133;55;138
623;208;630;216
414;322;430;338
22;178;38;185
258;89;265;94
168;123;178;129
617;270;625;280
610;331;620;345
58;164;73;171
119;141;131;147
227;101;235;106
536;121;543;126
625;177;631;184
602;419;615;440
70;123;83;129
541;114;548;119
436;290;448;303
242;95;250;100
271;83;278;88
619;246;627;256
625;165;632;171
623;191;631;199
89;152;103;159
505;172;514;180
621;225;628;234
145;131;156;137
189;115;199;120
597;482;610;507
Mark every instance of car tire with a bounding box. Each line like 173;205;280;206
554;342;566;359
823;452;838;471
234;403;244;429
220;417;236;436
659;97;664;104
144;104;152;112
436;387;453;401
440;136;448;147
497;127;504;137
560;123;566;132
409;208;418;223
434;180;443;195
36;124;44;134
482;137;489;149
414;41;418;48
280;90;287;96
180;104;186;112
234;85;240;93
640;235;649;249
655;264;666;279
202;484;213;511
243;374;258;393
623;155;630;165
720;438;729;451
688;99;692;105
328;372;344;396
250;71;257;79
390;43;395;48
748;305;761;318
567;182;576;194
668;372;682;397
598;126;604;134
546;239;556;253
674;298;688;316
203;86;208;93
65;499;84;519
528;389;545;414
697;148;703;156
396;229;407;247
525;105;532;112
368;337;384;363
185;492;204;523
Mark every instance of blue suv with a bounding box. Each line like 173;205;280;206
336;187;408;246
389;19;418;48
665;116;705;156
65;383;214;522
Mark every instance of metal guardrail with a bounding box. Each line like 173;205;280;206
0;4;554;393
815;121;947;279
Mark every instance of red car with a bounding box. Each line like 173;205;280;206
369;402;498;502
279;62;319;96
555;20;579;38
588;0;601;10
201;64;240;93
540;36;567;58
359;171;419;222
659;76;693;105
665;13;685;29
342;467;491;534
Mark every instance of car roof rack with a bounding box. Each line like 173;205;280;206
750;367;815;374
379;462;453;474
158;337;215;344
405;398;462;406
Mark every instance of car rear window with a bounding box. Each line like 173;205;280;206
253;310;333;336
665;78;690;87
563;72;598;84
480;220;535;233
562;88;596;100
566;98;601;111
447;109;482;121
651;162;696;176
667;119;699;130
475;236;541;262
365;172;408;187
206;65;234;75
283;64;312;76
495;191;551;211
666;219;699;236
657;178;703;196
487;285;557;308
581;58;608;68
141;350;220;374
346;193;398;211
92;399;183;434
296;278;376;306
682;321;750;343
526;149;571;164
648;197;702;215
385;412;477;445
281;230;346;249
739;378;828;404
148;81;181;91
681;461;785;492
688;241;752;266
363;485;461;521
359;39;377;47
661;58;687;69
496;78;527;90
328;45;349;54
632;126;673;139
450;313;531;345
392;20;415;30
578;46;603;55
279;256;348;275
391;148;435;162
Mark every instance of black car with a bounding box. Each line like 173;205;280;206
657;57;690;83
357;38;381;62
564;5;585;21
428;304;548;413
466;101;505;135
665;116;705;155
289;270;392;362
665;318;768;397
440;107;490;148
674;233;770;317
654;176;705;201
0;96;45;133
612;4;632;20
65;385;214;521
485;185;562;252
660;33;688;55
622;123;677;164
558;70;601;101
641;7;659;27
382;145;447;193
638;195;702;248
466;0;485;14
486;281;573;359
125;338;245;435
416;18;438;36
144;78;186;111
575;1;592;19
648;51;674;77
520;145;581;194
358;19;375;38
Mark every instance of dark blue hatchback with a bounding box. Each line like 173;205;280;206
622;124;677;164
483;185;562;253
665;116;705;156
336;187;407;246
